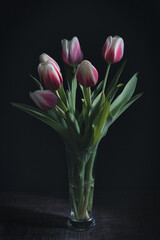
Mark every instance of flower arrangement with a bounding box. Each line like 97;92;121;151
12;35;142;230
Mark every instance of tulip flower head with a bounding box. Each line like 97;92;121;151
30;90;58;111
76;60;98;88
102;36;124;64
61;36;83;66
38;59;63;91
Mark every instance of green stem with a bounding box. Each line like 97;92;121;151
77;162;85;213
71;67;77;113
55;106;66;119
83;87;91;108
68;148;97;220
65;65;77;114
80;192;90;219
86;150;97;211
55;91;68;112
79;150;97;219
70;187;78;219
102;63;111;92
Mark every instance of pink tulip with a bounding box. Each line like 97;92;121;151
30;90;58;111
76;60;98;87
38;59;63;91
102;36;124;63
61;36;83;66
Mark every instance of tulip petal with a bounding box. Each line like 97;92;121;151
39;53;60;71
102;36;112;60
38;60;63;91
69;37;83;64
111;37;124;63
102;35;124;63
61;36;83;66
76;60;98;87
30;90;58;111
61;39;70;64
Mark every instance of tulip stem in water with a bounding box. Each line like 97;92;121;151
102;63;111;92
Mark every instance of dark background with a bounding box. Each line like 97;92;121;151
1;0;160;193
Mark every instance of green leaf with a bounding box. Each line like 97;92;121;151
106;83;124;102
81;126;93;150
82;99;88;125
92;91;103;107
105;60;126;97
65;65;77;113
58;85;68;106
100;111;113;139
66;90;71;110
111;92;143;124
83;87;91;108
29;74;43;90
77;112;83;128
66;111;80;135
110;73;138;116
11;103;81;152
48;108;68;129
56;96;68;112
47;108;62;123
92;98;111;144
88;91;105;124
11;103;65;136
91;80;104;101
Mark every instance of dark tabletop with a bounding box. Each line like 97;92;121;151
0;191;159;240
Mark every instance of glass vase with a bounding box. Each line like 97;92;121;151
66;147;97;231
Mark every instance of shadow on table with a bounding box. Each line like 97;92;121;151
0;205;68;228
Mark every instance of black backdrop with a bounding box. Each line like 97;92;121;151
1;0;160;193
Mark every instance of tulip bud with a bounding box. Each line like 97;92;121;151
30;90;58;111
102;36;124;63
38;59;63;91
76;60;98;87
61;36;83;66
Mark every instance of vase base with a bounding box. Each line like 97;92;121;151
67;217;95;231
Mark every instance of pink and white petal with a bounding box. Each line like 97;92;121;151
77;63;87;87
38;90;58;108
38;64;46;88
30;91;51;110
91;65;98;85
111;37;123;62
50;59;61;72
46;65;61;85
61;39;69;64
76;60;98;87
115;38;124;62
38;63;42;75
30;91;43;110
85;61;98;87
39;53;61;71
30;90;58;111
51;62;63;85
69;37;83;64
102;36;112;59
39;53;51;63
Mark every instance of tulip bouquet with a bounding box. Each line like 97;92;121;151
12;36;142;230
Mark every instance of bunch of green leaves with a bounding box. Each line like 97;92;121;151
12;61;142;152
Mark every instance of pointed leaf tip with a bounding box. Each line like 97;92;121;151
30;74;43;90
